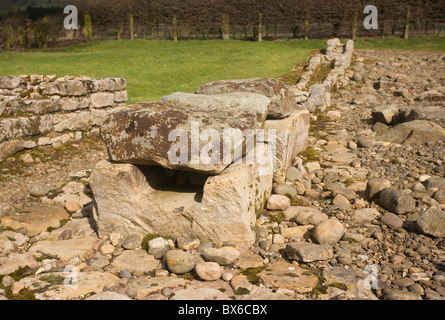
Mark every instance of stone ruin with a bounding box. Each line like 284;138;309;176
0;38;355;251
0;75;128;161
89;38;355;250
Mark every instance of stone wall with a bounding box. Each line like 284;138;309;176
0;75;127;161
296;38;355;112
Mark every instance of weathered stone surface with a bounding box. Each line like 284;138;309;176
365;178;391;200
196;78;298;119
0;205;69;236
59;96;90;111
100;102;259;174
202;247;240;265
29;182;52;197
280;225;313;239
28;237;97;261
376;120;445;145
86;292;132;300
273;184;298;198
53;111;90;132
41;77;96;96
418;90;445;102
378;188;416;214
195;262;222;281
94;78;126;92
288;207;328;225
0;76;23;89
258;261;319;293
384;290;422;300
260;110;310;182
266;194;291;210
234;252;264;269
90;152;271;249
352;208;381;225
171;287;230;300
23;271;119;300
371;105;399;125
0;253;38;275
424;177;445;190
304;84;330;112
5;99;61;116
284;242;333;262
0;237;15;257
127;276;190;299
381;212;404;229
416;207;445;238
90;92;115;109
161;92;270;126
147;237;169;255
0;115;53;143
110;250;161;276
48;218;96;240
312;219;345;244
165;250;197;274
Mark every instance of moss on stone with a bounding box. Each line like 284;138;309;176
241;266;266;285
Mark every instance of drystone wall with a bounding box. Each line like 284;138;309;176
296;38;355;112
0;75;127;161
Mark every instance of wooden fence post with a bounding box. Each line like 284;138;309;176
222;14;230;40
352;10;358;40
304;11;309;40
404;5;411;39
84;14;92;40
130;14;134;40
173;15;178;41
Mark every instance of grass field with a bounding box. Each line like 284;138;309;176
0;36;443;104
0;39;325;104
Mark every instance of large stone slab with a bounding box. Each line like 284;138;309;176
161;92;270;126
28;237;97;261
90;145;273;249
21;271;119;300
258;261;319;293
0;205;69;236
100;101;260;174
259;110;310;182
109;250;161;276
0;253;38;275
195;78;298;119
127;276;190;300
376;120;445;145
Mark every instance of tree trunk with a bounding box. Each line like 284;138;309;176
25;20;32;49
304;12;309;40
129;14;134;40
404;5;411;39
258;12;263;42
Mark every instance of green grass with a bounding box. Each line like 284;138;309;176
0;39;324;104
353;35;445;52
1;37;443;104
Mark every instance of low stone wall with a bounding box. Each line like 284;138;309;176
0;75;127;160
296;38;354;112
